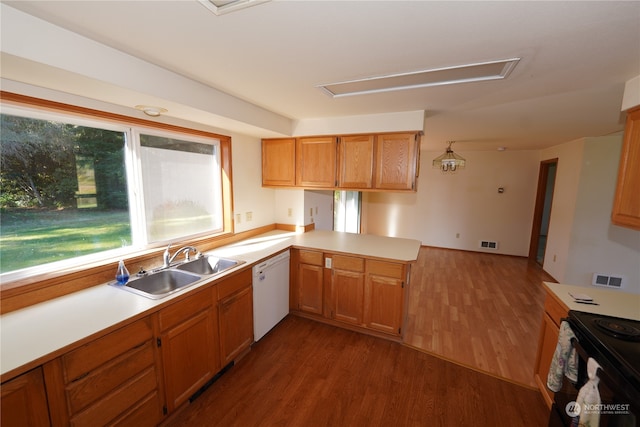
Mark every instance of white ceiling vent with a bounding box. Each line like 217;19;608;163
198;0;270;16
318;58;520;98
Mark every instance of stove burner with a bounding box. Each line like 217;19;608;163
593;318;640;341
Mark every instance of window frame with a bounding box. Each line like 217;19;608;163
0;91;235;308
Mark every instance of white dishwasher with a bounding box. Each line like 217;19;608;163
252;250;290;341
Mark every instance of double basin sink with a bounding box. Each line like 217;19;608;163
113;255;244;299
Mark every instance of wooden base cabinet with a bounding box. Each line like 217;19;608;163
292;249;408;339
331;255;365;325
217;269;254;366
534;290;569;408
158;288;219;413
43;317;164;426
296;249;325;315
364;260;405;336
1;367;50;427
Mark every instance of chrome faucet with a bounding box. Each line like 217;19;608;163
162;244;200;268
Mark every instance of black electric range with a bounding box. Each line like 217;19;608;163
568;311;640;390
550;311;640;426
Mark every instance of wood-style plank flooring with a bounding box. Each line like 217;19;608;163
165;316;549;427
404;247;554;387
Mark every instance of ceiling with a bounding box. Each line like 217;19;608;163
2;0;640;151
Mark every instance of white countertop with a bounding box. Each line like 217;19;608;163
0;230;421;378
544;281;640;321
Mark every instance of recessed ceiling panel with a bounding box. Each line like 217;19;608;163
318;58;520;98
198;0;269;16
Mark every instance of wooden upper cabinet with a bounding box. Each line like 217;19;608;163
374;133;420;191
337;135;375;188
262;132;420;191
612;106;640;230
262;138;296;186
296;136;337;188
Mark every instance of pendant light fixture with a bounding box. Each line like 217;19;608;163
433;141;466;172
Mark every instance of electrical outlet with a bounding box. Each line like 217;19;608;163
325;257;332;269
246;211;252;222
235;213;241;224
287;208;292;217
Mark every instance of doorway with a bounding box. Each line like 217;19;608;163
529;159;557;265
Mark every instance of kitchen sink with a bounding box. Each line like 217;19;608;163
116;269;202;299
175;255;244;275
112;255;244;299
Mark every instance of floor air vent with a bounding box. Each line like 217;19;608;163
479;240;498;250
592;273;624;289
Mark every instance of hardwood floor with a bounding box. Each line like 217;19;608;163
165;316;549;427
404;247;555;387
164;247;553;426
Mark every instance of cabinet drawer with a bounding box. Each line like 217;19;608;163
332;254;364;272
65;341;155;414
544;293;568;327
217;268;252;300
159;288;212;332
69;367;158;427
110;390;162;427
62;318;153;383
366;260;404;279
298;250;323;266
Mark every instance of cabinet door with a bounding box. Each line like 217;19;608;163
612;107;640;230
332;269;365;325
337;135;374;188
296;136;337;188
161;307;218;412
1;367;50;427
219;285;254;366
298;263;324;315
534;313;560;408
365;260;405;336
262;138;296;186
374;133;419;190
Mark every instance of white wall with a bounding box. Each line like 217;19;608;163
273;189;305;226
231;134;277;233
540;139;584;281
555;136;640;293
363;149;540;256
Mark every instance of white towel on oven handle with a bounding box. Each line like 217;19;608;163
547;320;578;392
576;357;602;427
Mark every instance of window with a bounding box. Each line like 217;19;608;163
333;191;361;233
138;132;223;242
0;101;231;277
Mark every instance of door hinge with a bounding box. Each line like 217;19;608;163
157;337;162;348
401;281;405;288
